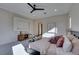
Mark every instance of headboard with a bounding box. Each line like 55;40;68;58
70;30;79;39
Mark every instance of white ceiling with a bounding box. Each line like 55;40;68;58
0;3;72;19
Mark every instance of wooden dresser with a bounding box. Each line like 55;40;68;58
17;32;28;41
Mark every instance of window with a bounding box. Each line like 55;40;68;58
42;27;58;38
69;16;71;29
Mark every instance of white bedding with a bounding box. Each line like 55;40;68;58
29;36;73;55
29;38;50;54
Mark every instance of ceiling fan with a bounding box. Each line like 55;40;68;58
27;3;44;13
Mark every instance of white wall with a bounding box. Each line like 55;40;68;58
0;9;34;45
0;9;17;45
34;14;69;36
13;17;34;34
69;4;79;31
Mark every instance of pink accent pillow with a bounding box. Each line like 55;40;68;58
49;35;63;44
56;36;64;47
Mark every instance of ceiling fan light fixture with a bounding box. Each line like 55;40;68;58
54;9;57;12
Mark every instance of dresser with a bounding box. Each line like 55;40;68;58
18;33;28;41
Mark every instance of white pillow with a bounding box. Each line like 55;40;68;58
72;38;79;55
63;36;72;52
67;32;75;41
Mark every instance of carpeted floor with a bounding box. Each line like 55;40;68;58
0;40;29;55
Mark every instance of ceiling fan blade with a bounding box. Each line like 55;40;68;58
30;9;35;13
35;8;44;10
27;3;34;9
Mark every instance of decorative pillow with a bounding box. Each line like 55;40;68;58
48;37;56;44
67;32;75;41
72;38;79;55
56;36;64;47
63;36;72;52
49;35;63;44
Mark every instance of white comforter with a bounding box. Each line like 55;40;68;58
29;38;50;54
29;38;56;55
29;37;73;55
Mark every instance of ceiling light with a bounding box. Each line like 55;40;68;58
54;9;57;12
